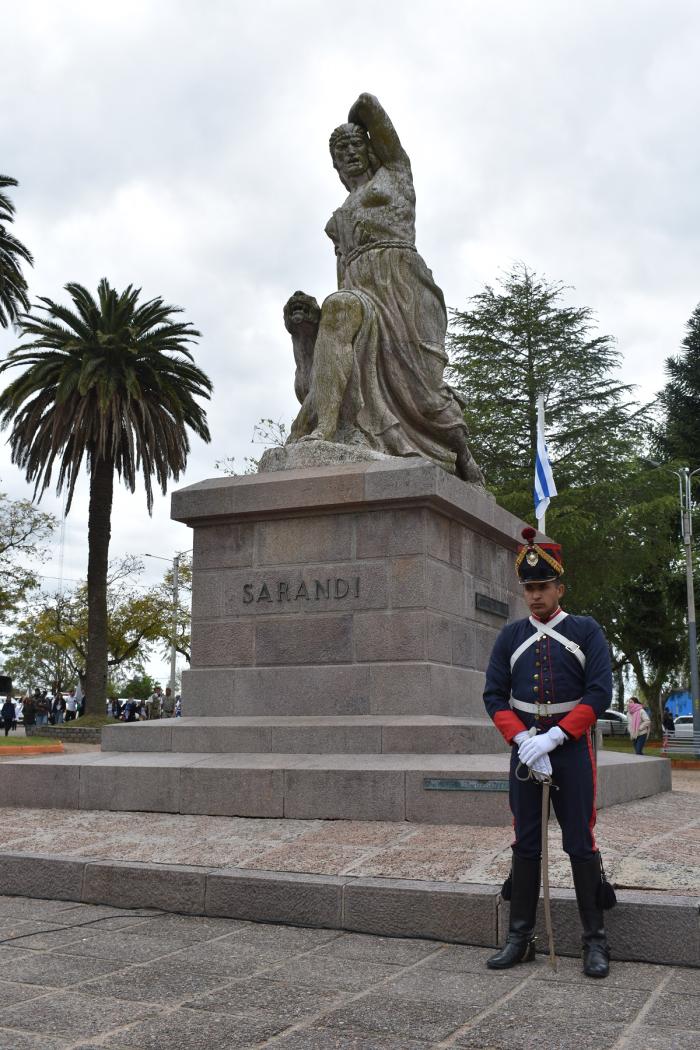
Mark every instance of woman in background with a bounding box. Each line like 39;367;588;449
628;697;651;755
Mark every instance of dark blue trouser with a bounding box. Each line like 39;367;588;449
633;734;647;755
509;729;597;862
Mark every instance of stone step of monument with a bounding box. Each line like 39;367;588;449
0;750;670;826
102;715;506;756
0;853;695;968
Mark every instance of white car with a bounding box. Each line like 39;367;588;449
673;715;695;740
597;709;629;737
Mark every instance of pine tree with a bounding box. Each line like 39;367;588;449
658;302;700;464
448;263;637;497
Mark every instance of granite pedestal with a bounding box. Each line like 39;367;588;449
176;458;523;722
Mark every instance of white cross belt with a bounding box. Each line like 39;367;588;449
509;610;586;672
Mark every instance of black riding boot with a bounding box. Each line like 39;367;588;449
571;854;610;978
487;854;540;969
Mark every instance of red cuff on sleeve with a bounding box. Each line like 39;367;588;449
558;702;597;740
493;710;528;745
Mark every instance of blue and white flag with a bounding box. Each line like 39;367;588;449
534;394;557;525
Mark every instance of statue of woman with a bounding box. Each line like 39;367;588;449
288;93;483;483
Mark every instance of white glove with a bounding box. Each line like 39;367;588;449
513;731;530;748
518;726;566;767
530;753;553;780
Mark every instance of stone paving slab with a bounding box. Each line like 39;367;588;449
0;896;695;1048
0;779;697;892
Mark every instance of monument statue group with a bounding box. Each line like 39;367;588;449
278;93;483;484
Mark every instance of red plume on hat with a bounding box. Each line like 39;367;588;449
515;526;563;582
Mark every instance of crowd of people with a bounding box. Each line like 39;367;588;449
107;685;181;722
0;683;182;735
3;686;83;732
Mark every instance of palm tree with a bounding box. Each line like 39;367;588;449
0;175;33;328
0;279;212;713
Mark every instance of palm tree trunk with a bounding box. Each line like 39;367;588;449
84;456;113;717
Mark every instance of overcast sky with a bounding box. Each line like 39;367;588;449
2;0;699;683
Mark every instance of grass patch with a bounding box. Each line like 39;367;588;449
0;735;56;747
601;737;662;755
601;735;700;768
56;714;121;729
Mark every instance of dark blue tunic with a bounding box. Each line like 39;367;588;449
484;611;612;743
483;610;613;861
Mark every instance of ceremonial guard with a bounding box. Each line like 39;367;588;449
483;527;613;978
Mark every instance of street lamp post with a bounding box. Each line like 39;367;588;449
170;555;180;698
647;462;700;757
680;467;700;758
143;549;191;697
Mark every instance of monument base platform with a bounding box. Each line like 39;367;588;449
0;744;671;824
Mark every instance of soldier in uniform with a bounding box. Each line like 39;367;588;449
483;526;613;978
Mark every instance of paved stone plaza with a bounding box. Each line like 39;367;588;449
0;775;696;893
0;893;696;1049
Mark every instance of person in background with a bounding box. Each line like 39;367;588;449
147;685;162;720
1;695;15;736
52;692;65;725
35;690;50;726
162;687;176;718
22;694;36;726
45;687;56;724
627;697;651;755
64;688;78;721
175;694;182;717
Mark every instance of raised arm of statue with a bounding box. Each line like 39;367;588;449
347;93;409;169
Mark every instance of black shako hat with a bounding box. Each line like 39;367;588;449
515;526;564;583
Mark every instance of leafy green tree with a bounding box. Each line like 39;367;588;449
448;264;686;724
0;489;55;625
1;607;71;694
0;280;212;713
657;302;700;464
0;175;33;328
155;552;192;664
2;557;174;693
113;673;158;701
652;301;700;724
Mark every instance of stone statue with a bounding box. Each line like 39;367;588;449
284;93;483;483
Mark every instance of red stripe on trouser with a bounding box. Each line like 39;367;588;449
585;727;597;851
